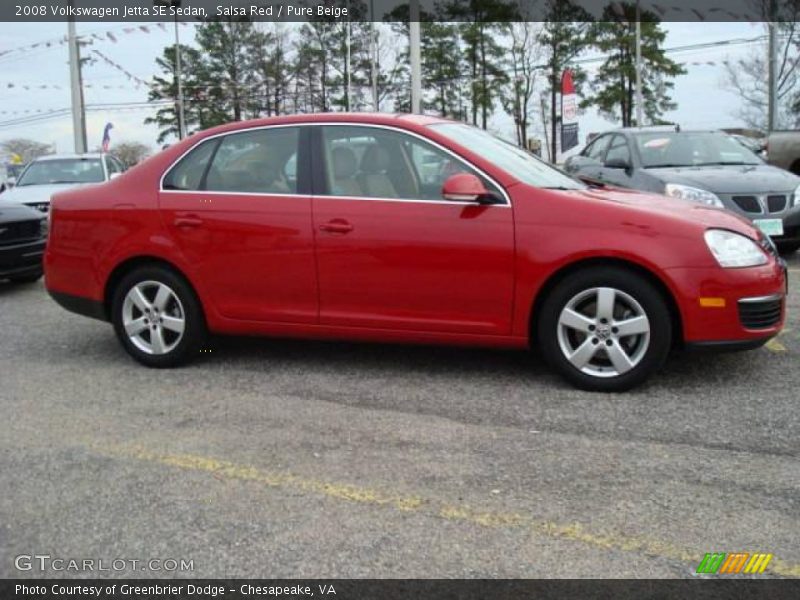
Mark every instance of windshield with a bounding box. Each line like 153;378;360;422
430;123;585;190
17;158;105;186
635;132;762;168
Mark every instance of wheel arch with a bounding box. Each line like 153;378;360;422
103;255;203;322
529;256;684;348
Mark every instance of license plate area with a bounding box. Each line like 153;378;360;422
753;218;784;237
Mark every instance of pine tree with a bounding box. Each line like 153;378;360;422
443;1;518;129
195;19;262;122
582;3;685;127
145;44;222;143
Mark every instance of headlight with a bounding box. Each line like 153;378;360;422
665;183;724;208
704;229;768;268
39;217;49;239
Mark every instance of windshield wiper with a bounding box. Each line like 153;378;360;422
691;162;758;167
645;163;693;169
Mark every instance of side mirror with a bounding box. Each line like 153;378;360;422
442;173;493;203
565;156;600;173
605;157;631;171
6;176;17;188
109;172;121;180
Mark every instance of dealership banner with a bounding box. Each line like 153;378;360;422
0;0;789;22
560;69;579;154
3;579;800;599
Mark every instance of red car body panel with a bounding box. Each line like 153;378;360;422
44;113;786;351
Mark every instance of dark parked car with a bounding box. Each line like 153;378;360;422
0;200;47;283
564;129;800;254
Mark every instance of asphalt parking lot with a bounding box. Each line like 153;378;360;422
1;254;799;579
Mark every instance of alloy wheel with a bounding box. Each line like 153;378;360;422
121;280;186;355
556;287;651;379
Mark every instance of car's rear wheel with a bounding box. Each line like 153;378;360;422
537;267;672;392
111;265;206;367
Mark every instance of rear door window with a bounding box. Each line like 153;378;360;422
205;128;300;194
162;140;219;191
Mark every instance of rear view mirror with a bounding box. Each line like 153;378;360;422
442;173;493;203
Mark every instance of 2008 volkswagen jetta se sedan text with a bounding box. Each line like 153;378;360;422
44;113;787;391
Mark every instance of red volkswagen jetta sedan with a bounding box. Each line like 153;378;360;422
45;114;786;391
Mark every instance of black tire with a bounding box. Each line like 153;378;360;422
776;242;800;256
536;266;672;392
8;270;43;284
111;265;206;368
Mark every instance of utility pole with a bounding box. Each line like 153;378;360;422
634;0;644;127
540;94;551;163
155;0;185;139
67;5;87;154
174;8;186;139
345;0;352;111
370;0;379;111
409;0;421;114
767;0;778;132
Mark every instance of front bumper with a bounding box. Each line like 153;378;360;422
0;238;45;278
666;260;787;345
773;204;800;244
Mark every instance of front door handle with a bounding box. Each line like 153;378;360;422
319;219;353;234
174;214;203;228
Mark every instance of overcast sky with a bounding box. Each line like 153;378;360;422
0;21;766;157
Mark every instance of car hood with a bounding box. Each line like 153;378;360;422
571;186;760;237
0;200;45;222
644;163;800;194
0;182;87;205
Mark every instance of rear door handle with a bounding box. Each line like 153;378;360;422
319;219;353;234
174;215;203;228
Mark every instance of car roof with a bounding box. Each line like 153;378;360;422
189;112;453;140
32;153;108;162
616;128;721;135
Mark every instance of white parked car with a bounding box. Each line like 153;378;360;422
0;153;125;212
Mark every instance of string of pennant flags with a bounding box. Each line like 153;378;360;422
0;21;191;60
0;54;746;103
90;49;153;89
0;102;171;116
3;82;136;92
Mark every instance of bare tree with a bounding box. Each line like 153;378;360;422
723;19;800;130
108;141;152;168
1;139;53;163
503;22;544;147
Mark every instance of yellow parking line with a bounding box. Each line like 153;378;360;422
766;338;788;353
92;443;800;578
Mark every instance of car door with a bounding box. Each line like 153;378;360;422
569;134;611;183
310;124;515;335
598;134;635;187
159;125;318;323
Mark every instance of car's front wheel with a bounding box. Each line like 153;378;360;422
537;267;672;392
111;265;206;367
